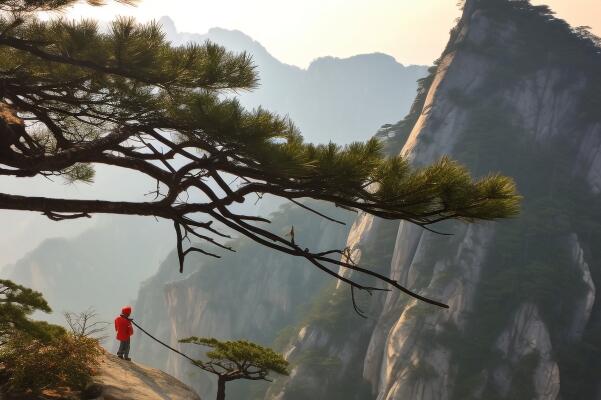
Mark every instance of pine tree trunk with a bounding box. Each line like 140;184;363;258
216;377;226;400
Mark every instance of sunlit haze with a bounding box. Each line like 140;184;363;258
61;0;601;67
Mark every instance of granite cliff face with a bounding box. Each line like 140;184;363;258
269;1;601;399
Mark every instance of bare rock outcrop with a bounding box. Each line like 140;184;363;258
90;353;200;400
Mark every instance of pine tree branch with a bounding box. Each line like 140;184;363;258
0;3;520;312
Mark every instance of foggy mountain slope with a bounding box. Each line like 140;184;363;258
132;202;357;400
269;1;601;399
4;216;173;326
0;164;159;269
160;16;427;144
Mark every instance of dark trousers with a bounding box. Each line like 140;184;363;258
117;338;130;357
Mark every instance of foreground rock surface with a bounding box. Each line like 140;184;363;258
91;353;200;400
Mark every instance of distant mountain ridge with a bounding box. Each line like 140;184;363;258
159;16;427;144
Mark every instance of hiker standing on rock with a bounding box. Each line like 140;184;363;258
115;306;134;361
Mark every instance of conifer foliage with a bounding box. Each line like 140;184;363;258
0;279;103;395
0;0;520;307
0;279;58;343
180;336;289;400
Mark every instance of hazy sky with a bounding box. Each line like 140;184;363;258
61;0;601;67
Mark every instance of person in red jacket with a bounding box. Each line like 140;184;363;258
115;306;134;361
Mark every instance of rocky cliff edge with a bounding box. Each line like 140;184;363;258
89;353;200;400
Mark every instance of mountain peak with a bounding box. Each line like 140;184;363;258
157;17;270;58
206;26;255;43
158;16;177;37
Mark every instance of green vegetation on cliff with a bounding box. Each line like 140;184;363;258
0;281;102;396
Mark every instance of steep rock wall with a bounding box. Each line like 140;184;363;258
270;1;601;399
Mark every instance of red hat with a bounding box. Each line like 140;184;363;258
121;306;132;316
